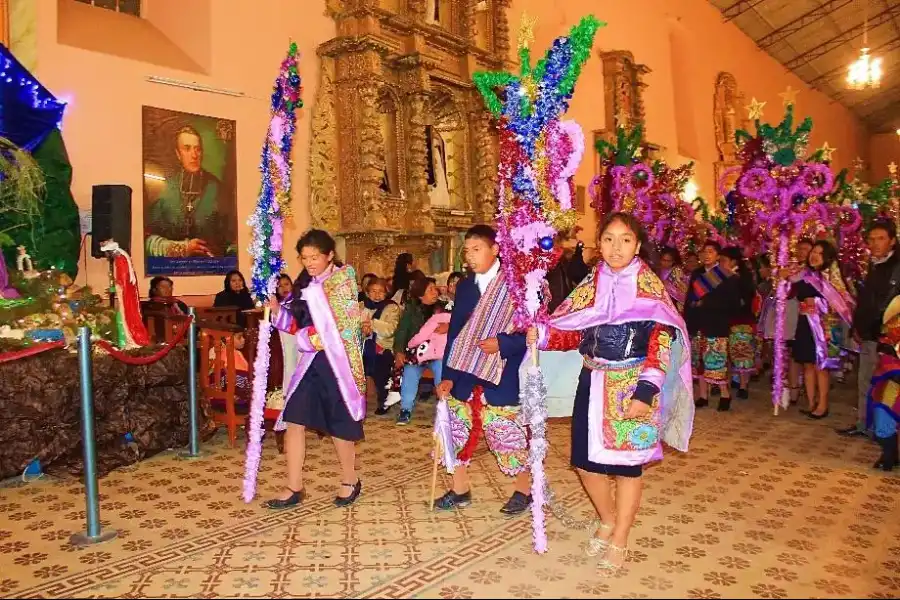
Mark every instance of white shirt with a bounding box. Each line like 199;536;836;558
475;260;501;295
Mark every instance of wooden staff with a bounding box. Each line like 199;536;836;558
429;433;443;511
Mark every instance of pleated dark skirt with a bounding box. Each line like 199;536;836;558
571;367;642;478
792;315;817;365
282;353;364;442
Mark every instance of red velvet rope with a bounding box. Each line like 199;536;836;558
93;318;192;365
0;340;66;364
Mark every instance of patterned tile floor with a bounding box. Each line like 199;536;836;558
1;382;898;599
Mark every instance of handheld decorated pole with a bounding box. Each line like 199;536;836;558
723;91;836;414
473;14;602;553
243;42;303;503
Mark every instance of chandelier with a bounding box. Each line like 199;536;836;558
847;47;883;89
847;1;883;90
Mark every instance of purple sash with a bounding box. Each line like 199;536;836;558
660;266;687;306
546;259;695;461
273;266;366;427
798;269;855;370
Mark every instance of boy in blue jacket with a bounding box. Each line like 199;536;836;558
434;225;532;515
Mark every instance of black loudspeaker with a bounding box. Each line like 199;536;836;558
91;184;132;258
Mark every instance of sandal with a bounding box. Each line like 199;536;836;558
584;522;615;557
597;543;628;577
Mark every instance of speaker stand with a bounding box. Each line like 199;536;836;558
107;257;117;309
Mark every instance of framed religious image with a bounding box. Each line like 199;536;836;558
141;106;238;276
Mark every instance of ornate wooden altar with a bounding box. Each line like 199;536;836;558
713;72;751;207
308;0;510;276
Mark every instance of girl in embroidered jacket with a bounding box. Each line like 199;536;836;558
267;229;366;510
788;240;855;419
529;213;694;576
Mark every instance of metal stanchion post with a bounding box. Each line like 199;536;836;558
70;327;118;546
179;307;203;459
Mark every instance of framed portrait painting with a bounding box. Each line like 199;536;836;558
142;106;238;276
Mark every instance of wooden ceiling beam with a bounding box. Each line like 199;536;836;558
785;5;900;70
757;0;854;50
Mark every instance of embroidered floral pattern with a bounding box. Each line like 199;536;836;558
601;361;661;452
728;324;757;373
553;268;598;317
636;265;670;305
447;397;529;476
646;325;674;373
693;335;728;385
323;266;366;396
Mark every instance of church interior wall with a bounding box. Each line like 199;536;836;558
12;0;869;296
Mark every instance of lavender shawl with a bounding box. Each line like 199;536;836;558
543;259;695;458
272;266;366;426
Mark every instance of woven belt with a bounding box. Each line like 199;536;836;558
582;355;645;372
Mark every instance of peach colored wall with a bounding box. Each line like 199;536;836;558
19;0;868;294
870;133;900;182
24;0;332;296
507;0;868;246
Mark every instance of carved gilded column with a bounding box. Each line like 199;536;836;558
407;0;427;21
462;0;476;43
471;105;498;222
493;0;511;61
404;91;434;232
358;80;389;229
309;58;341;232
599;50;650;135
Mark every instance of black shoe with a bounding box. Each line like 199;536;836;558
875;434;898;471
695;398;709;408
434;489;472;511
808;410;829;420
717;398;731;412
737;388;749;400
799;407;813;416
334;480;362;507
374;406;389;416
500;491;532;516
836;425;867;437
265;489;305;510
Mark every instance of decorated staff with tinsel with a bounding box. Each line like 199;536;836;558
243;42;306;504
591;121;698;260
723;91;843;413
429;15;600;554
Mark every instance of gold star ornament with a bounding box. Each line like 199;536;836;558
746;97;766;120
615;108;630;127
819;142;836;162
889;162;898;177
779;86;799;107
517;12;538;50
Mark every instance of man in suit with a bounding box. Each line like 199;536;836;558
434;225;532;515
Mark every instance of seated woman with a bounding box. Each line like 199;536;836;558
267;229;365;509
148;276;189;314
788;240;855;419
208;326;251;408
214;270;256;327
530;212;694;575
393;276;447;425
360;276;401;416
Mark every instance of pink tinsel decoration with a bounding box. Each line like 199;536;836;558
772;233;789;411
242;319;272;503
